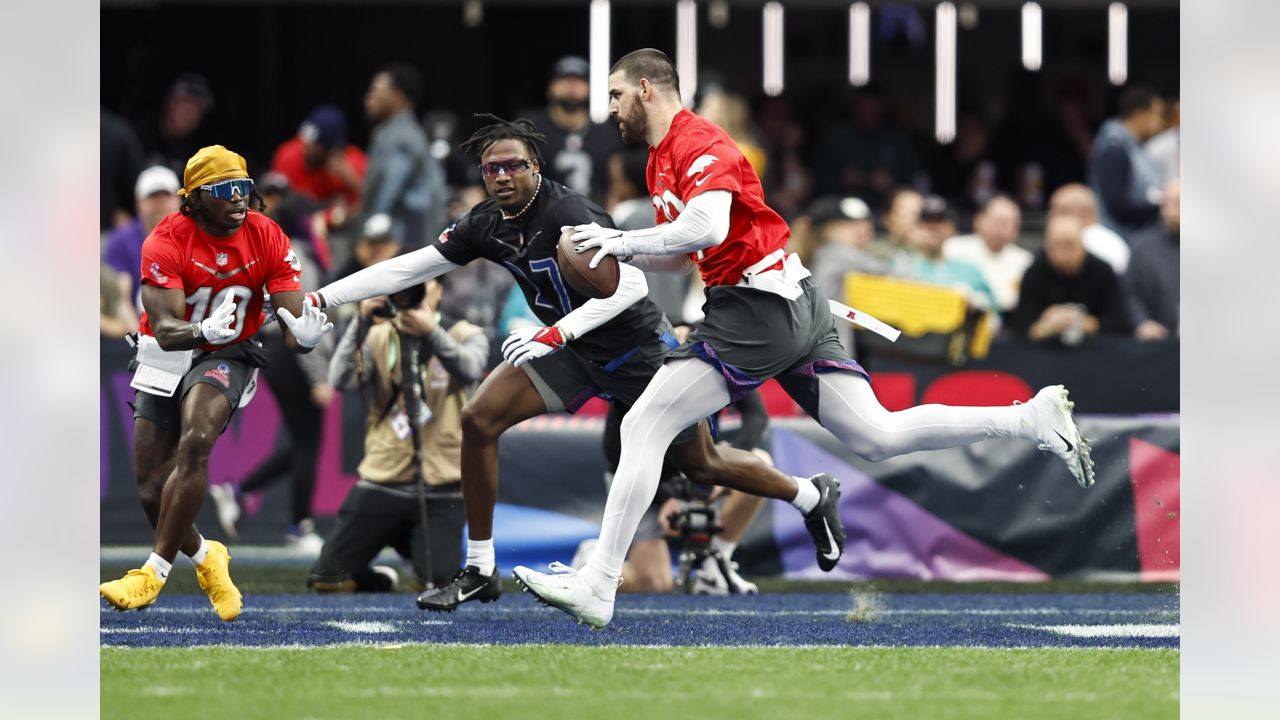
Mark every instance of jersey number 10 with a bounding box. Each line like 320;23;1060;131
186;286;252;344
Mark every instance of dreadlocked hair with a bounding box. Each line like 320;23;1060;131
459;113;547;167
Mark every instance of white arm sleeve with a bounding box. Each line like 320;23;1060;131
317;245;459;308
622;190;732;256
626;254;696;274
554;262;648;341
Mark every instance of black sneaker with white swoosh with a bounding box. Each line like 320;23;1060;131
802;474;846;572
416;566;501;611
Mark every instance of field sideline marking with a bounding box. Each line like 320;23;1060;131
100;642;1179;651
1021;624;1180;638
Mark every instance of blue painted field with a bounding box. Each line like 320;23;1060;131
100;590;1179;650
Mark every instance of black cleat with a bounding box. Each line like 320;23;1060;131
803;474;846;572
416;566;501;611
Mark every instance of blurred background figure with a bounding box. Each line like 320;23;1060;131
1125;180;1180;341
815;84;917;210
1088;84;1167;239
1048;183;1130;276
893;195;998;314
942;194;1031;314
362;62;447;252
101;108;144;232
102;166;182;317
519;55;622;204
1009;216;1132;345
271;104;367;234
310;278;487;592
754;96;814;219
926;108;997;212
696;83;767;178
872;187;923;262
1145;96;1180;185
142;73;215;177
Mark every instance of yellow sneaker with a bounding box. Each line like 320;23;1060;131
195;540;243;621
100;565;163;611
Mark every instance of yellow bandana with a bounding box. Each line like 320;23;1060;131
178;145;249;197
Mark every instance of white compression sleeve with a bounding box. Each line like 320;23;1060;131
622;190;732;256
555;263;648;340
317;245;459;308
626;254;696;274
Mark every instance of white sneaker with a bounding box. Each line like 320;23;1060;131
208;483;240;542
512;562;616;629
694;553;759;596
285;519;325;556
1028;385;1096;488
570;538;598;571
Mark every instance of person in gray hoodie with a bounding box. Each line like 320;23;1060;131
1087;85;1167;239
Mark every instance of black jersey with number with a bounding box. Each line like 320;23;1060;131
430;177;664;363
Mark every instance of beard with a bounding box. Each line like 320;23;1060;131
615;109;647;144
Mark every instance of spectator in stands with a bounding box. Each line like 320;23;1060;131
329;213;401;286
519;56;623;203
893;195;998;313
101;108;144;232
271;105;367;231
990;71;1092;207
927;109;997;212
871;187;923;262
1009;216;1132;344
1088;84;1167;238
942;195;1032;313
815;84;917;209
363;62;447;250
1145;97;1180;185
696;87;767;178
1048;184;1131;276
809;195;886;354
103;166;182;314
142;74;216;177
100;264;138;338
754;96;814;219
1125;180;1180;341
309;278;487;592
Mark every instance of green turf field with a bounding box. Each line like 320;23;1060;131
101;644;1178;720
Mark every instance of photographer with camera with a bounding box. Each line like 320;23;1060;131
308;276;488;592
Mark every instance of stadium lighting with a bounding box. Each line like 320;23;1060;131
589;0;610;123
935;2;956;143
1022;3;1042;71
763;2;784;97
849;3;871;87
1108;3;1128;85
677;0;698;108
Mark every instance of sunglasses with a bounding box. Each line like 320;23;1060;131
479;158;533;178
200;178;256;200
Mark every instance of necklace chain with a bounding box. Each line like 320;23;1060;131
500;174;542;221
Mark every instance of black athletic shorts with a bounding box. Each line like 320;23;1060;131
131;341;268;431
670;278;870;417
522;320;699;444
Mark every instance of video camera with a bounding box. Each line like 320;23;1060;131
662;475;727;594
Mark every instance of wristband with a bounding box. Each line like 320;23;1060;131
191;321;202;339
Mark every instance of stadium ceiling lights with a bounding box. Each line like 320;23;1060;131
1109;2;1128;85
763;2;785;97
1022;2;1042;71
590;0;610;124
935;2;957;144
849;2;870;87
677;0;698;108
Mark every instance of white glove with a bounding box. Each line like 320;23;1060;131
277;297;335;349
566;222;629;270
501;325;567;367
199;294;239;342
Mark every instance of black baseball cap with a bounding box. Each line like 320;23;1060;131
551;56;590;80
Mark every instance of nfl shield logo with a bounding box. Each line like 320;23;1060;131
216;252;228;267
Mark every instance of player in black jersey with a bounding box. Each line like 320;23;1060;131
311;116;845;611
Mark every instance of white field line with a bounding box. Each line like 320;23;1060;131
1021;623;1180;638
102;605;1178;618
322;621;399;633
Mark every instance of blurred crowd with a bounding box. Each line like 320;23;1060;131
100;57;1179;553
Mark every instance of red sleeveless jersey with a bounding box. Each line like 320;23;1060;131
138;211;302;352
646;109;790;286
